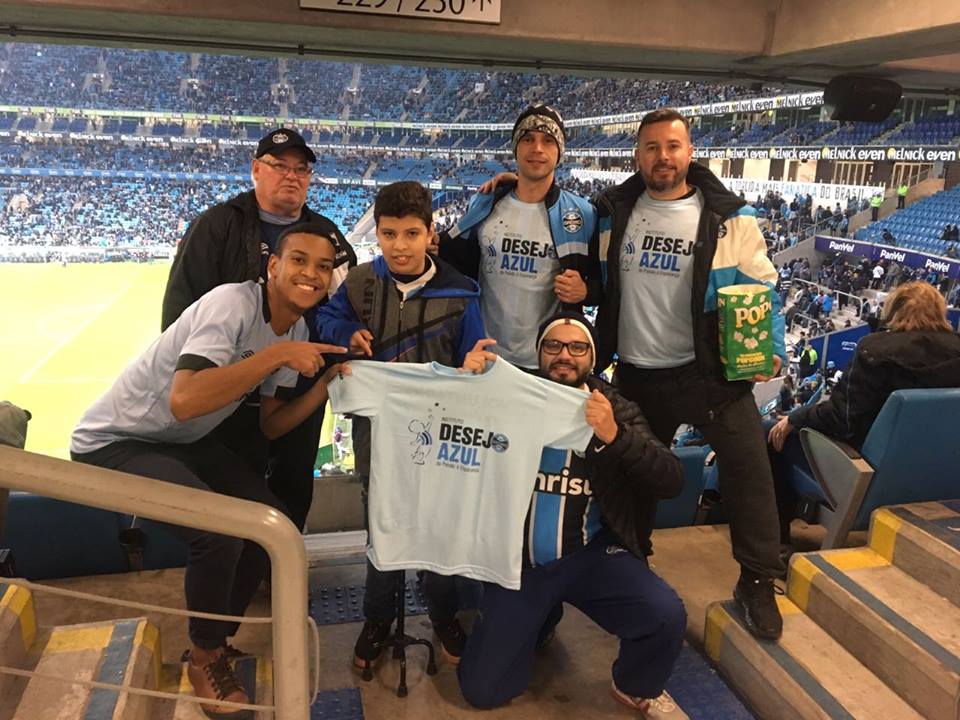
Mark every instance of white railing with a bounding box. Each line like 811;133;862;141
790;278;864;316
0;445;310;719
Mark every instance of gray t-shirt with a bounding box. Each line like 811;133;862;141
478;194;560;369
71;281;306;454
617;190;703;368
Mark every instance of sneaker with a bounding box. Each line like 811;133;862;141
734;570;783;640
611;682;688;719
185;651;252;719
432;618;468;665
353;619;391;670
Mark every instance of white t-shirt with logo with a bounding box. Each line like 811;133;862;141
71;282;305;455
617;190;703;368
328;358;594;589
478;194;561;369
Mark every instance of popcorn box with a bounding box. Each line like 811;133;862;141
717;284;774;381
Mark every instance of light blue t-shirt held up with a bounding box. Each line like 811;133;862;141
328;358;594;589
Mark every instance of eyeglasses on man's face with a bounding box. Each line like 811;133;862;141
257;158;313;179
541;339;591;356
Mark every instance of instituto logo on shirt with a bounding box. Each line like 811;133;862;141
408;408;510;473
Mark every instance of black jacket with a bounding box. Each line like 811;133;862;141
584;376;684;557
161;190;356;331
593;163;780;408
789;330;960;449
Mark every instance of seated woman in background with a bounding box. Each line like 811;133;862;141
767;281;960;545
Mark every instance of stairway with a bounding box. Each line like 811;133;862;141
705;500;960;719
0;582;273;719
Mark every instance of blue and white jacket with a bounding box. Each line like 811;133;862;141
593;163;786;397
438;181;599;304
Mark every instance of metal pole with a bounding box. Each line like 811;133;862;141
0;446;310;719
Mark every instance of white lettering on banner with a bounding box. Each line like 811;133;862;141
564;91;824;127
885;146;959;162
828;241;856;253
300;0;501;25
879;248;907;262
841;341;858;352
925;258;951;273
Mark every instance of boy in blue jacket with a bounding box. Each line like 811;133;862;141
316;180;485;674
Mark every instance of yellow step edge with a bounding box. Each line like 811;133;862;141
704;602;730;663
786;554;820;613
133;619;162;689
45;625;113;653
1;584;36;651
870;508;902;562
256;656;273;687
820;547;889;572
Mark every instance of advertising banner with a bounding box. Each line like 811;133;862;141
814;235;960;280
694;145;960;162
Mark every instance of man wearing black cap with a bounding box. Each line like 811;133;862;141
162;128;357;532
457;310;688;718
439;105;598;370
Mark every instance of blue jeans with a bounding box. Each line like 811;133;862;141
457;534;686;708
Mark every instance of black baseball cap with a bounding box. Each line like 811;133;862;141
255;127;317;163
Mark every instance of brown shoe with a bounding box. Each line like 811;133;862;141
185;651;253;719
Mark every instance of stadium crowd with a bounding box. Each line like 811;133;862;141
0;42;784;122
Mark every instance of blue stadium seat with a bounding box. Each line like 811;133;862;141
655;445;711;529
1;490;195;580
796;388;960;547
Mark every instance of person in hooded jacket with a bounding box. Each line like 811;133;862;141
768;281;960;540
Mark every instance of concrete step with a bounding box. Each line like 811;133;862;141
870;501;960;607
0;583;37;716
705;596;923;720
788;548;960;720
157;655;273;720
12;617;159;720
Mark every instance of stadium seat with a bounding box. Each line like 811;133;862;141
1;493;188;579
796;388;960;548
655;445;711;529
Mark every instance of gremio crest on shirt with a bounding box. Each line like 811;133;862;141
562;209;583;233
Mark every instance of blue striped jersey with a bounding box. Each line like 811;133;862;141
522;447;604;567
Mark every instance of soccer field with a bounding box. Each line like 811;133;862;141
0;262;171;458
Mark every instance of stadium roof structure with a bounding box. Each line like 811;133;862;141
0;0;959;96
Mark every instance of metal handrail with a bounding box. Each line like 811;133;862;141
789;278;863;316
0;445;309;720
787;311;818;336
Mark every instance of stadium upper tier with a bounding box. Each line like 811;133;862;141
855;186;960;257
0;42;782;123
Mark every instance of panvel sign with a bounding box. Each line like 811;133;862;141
815;236;960;280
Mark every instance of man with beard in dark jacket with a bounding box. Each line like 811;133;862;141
161;128;357;532
591;109;786;641
768;282;960;536
457;311;688;719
